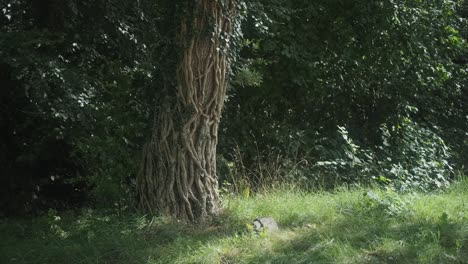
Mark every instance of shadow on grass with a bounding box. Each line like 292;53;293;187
0;211;254;264
245;212;468;264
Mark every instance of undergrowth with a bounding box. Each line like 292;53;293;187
1;179;467;264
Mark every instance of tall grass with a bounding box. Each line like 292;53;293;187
1;179;467;264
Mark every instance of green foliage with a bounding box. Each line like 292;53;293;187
0;0;161;213
360;190;414;218
313;112;453;191
220;0;468;191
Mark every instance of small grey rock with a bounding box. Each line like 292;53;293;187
253;217;279;233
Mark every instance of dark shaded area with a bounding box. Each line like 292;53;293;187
1;0;158;216
0;63;86;216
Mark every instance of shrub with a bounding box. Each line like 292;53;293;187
312;112;453;191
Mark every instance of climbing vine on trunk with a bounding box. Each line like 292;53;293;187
137;0;237;222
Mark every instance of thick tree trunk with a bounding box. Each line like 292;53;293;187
137;0;236;222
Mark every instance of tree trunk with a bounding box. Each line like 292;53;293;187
137;0;236;222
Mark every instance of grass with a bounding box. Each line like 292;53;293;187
1;180;467;264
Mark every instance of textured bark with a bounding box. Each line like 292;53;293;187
137;0;236;222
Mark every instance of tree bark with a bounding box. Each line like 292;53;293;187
137;0;236;222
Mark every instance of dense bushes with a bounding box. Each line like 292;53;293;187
313;115;453;191
0;0;159;215
219;0;467;191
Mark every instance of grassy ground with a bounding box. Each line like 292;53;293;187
1;180;467;264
